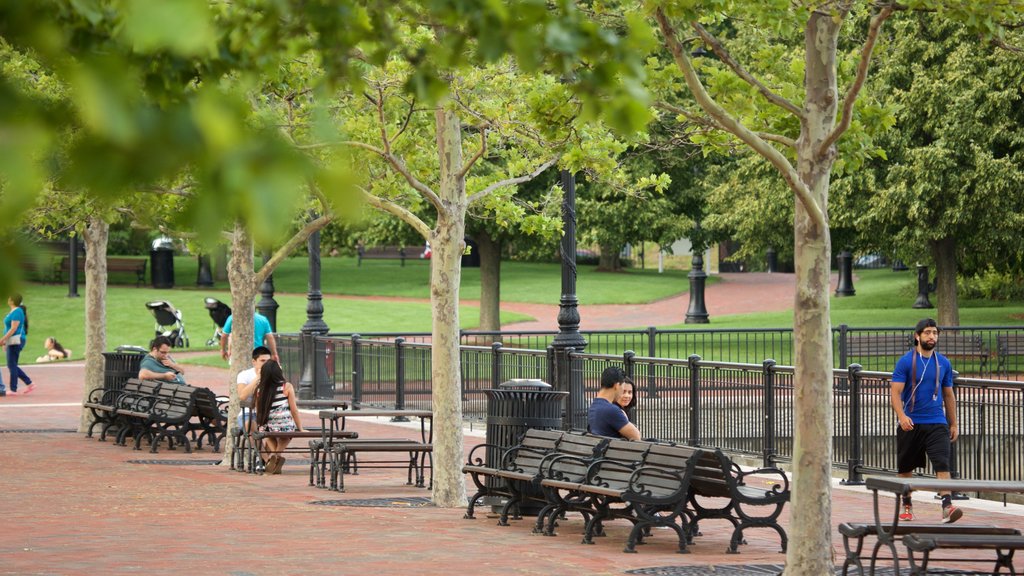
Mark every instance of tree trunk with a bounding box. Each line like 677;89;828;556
931;237;959;327
430;107;468;508
597;242;621;272
220;224;258;463
476;231;501;332
214;242;229;282
78;217;109;434
784;11;839;576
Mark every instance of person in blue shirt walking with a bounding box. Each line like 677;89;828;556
1;294;34;396
220;310;278;362
890;318;962;524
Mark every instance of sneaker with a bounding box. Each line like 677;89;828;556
0;390;6;397
21;384;34;395
899;505;914;521
942;504;963;524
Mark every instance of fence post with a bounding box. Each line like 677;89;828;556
351;334;362;407
645;328;660;399
837;324;849;391
491;342;503;388
688;354;701;446
841;363;865;485
623;350;636;379
393;337;408;419
762;359;777;468
546;345;556;389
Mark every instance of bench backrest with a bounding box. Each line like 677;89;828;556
192;387;226;420
997;334;1024;355
846;334;912;357
686;448;733;498
629;443;705;500
543;433;609;481
584;438;652;490
938;332;987;357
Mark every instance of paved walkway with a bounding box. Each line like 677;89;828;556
3;359;1024;575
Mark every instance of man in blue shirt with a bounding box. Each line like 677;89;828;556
588;366;641;440
890;318;961;524
220;310;278;362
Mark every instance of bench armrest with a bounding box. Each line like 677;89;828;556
584;457;640;485
624;465;688;504
464;442;502;466
539;453;591;481
501;446;548;472
733;464;790;496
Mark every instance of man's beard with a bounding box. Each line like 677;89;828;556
919;339;936;351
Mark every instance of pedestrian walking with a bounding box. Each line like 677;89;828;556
1;294;34;395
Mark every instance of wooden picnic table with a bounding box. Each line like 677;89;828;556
862;477;1024;575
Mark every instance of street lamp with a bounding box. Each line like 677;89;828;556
685;221;709;324
299;217;329;399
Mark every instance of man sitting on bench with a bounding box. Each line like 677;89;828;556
138;336;186;384
236;346;272;431
890;318;962;524
587;366;641;440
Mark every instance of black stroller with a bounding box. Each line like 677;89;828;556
203;297;232;347
145;300;189;348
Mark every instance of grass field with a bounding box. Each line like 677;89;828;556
13;262;1024;366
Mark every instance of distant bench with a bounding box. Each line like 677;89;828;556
845;332;989;374
58;256;148;287
356;245;424;267
996;334;1024;376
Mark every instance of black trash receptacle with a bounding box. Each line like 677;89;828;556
484;379;567;515
150;237;175;289
102;349;146;393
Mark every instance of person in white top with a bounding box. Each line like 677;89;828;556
236;346;272;431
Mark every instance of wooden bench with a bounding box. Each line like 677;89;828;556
58;256;147;286
996;334;1024;376
234;428;358;476
540;440;706;554
937;332;990;373
904;532;1024;576
838;522;1021;576
329;439;433;492
846;333;912;358
462;428;567;521
189;388;228;452
83;379;148;440
356;245;424;267
676;448;790;553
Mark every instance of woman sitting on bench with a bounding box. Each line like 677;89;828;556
254;360;303;475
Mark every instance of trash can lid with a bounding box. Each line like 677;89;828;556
498;379;551;390
151;236;174;250
113;345;147;354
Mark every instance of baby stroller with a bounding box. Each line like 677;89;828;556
145;300;189;348
204;297;232;347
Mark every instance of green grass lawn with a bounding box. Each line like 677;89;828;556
18;263;1024;365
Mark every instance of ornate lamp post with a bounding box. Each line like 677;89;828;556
685;221;709;324
913;264;934;309
835;250;856;297
256;251;279;331
550;169;587;429
67;235;79;298
299;220;329;399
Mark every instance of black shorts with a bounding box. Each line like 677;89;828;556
896;423;951;474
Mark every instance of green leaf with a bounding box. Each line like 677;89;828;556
119;0;214;56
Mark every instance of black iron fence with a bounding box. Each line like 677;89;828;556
275;331;1024;485
279;325;1024;379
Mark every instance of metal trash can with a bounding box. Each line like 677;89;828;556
150;237;175;289
484;379;567;514
102;349;146;393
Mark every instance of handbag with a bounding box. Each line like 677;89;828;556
8;334;21;346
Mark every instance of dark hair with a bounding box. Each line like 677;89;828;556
255;360;286;427
617;377;638;415
252;346;272;360
11;294;27;335
600;366;626;389
149;335;174;351
913;318;939;345
49;337;69;358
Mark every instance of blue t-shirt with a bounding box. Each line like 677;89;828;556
588;397;629;438
892;349;953;424
4;307;26;341
223;313;273;349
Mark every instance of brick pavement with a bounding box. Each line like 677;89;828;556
3;330;1024;574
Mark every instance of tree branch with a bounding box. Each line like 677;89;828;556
458;127;488;180
758;132;797;149
819;5;894;157
691;22;804;118
254;212;334;287
467;157;558;205
359;187;432;239
656;8;826;233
